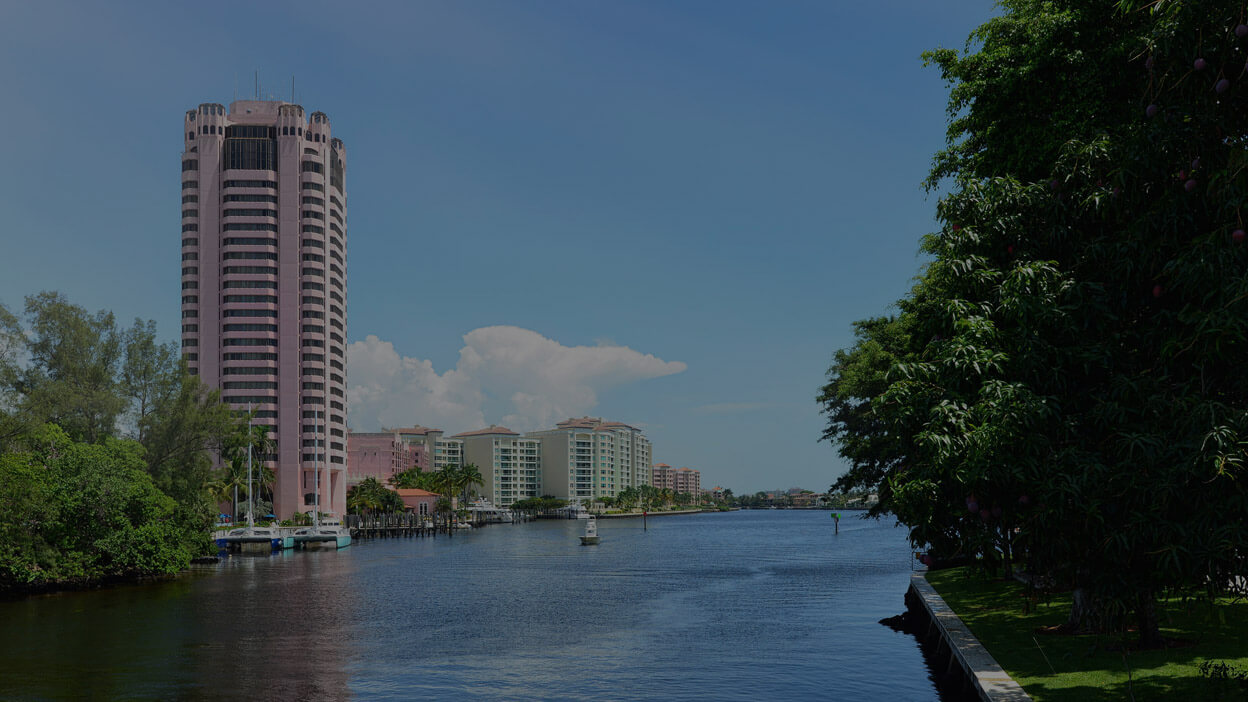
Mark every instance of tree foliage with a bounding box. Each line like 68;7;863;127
0;292;250;594
346;477;406;515
0;425;209;591
821;0;1248;647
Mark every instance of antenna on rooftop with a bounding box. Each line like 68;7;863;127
254;70;259;100
291;75;295;103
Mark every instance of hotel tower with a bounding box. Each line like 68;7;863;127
180;100;347;519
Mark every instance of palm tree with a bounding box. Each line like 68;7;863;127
434;496;453;531
458;462;483;502
206;465;244;522
216;416;278;522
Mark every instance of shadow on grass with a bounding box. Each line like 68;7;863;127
925;567;1248;702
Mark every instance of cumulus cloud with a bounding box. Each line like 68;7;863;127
347;326;686;433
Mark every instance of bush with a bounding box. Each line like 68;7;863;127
0;426;203;593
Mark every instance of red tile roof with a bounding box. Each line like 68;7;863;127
451;425;519;438
395;488;439;497
386;425;440;435
598;421;639;430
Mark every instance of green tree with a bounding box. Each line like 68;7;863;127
0;303;28;444
817;316;912;519
347;477;405;516
17;292;126;444
390;466;438;490
454;463;484;505
0;425;207;592
823;0;1248;647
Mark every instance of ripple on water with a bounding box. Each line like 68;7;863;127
0;511;944;701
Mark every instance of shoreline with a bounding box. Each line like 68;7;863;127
595;508;732;519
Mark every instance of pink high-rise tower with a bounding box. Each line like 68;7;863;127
180;100;348;519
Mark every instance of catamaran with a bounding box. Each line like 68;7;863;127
293;408;351;549
218;407;292;552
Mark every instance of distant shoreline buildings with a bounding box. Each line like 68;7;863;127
348;417;670;508
651;463;700;496
180;99;348;519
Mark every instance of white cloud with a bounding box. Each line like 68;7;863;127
347;326;686;433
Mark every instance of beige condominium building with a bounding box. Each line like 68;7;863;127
529;417;652;503
653;463;701;496
453;426;542;507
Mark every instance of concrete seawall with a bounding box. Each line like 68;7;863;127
908;572;1031;701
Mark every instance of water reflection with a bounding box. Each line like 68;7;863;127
0;511;957;700
0;550;357;701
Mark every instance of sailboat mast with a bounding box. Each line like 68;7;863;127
308;404;314;524
246;403;254;528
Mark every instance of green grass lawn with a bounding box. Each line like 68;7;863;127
925;567;1248;701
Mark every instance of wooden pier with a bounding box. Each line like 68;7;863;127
344;512;520;539
346;514;437;538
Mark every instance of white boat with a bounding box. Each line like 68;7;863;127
579;516;600;545
219;525;289;553
468;498;513;523
574;504;591;519
294;410;351;550
216;409;292;553
293;517;351;550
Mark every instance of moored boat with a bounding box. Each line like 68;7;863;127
293;410;351;550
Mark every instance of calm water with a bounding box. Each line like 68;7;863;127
0;510;951;700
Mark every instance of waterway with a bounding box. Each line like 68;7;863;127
0;510;956;700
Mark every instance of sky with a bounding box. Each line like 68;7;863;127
0;0;999;495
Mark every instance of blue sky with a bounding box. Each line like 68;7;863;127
0;1;998;494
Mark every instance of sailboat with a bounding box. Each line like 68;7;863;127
293;409;352;549
218;409;290;552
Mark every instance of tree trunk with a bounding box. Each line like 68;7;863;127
1135;590;1164;649
1064;587;1096;633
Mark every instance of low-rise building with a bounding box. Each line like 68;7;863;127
395;488;438;517
346;430;428;487
388;425;465;470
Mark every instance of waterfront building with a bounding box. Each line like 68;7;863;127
652;463;672;489
454;426;542;507
529;417;652;502
653;464;700;497
180;100;348;519
346;430;428;487
395;488;439;517
388;425;464;470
